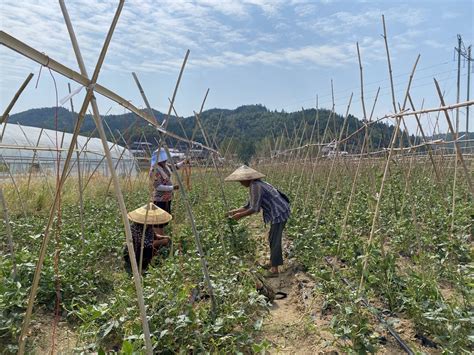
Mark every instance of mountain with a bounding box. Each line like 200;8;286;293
6;105;404;161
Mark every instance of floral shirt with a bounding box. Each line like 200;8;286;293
151;164;173;202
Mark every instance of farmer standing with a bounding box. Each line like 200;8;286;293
149;148;187;235
226;165;290;277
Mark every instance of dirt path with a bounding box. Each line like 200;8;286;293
248;218;425;354
28;309;78;354
247;217;339;354
259;262;339;354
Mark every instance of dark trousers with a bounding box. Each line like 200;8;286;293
269;221;286;267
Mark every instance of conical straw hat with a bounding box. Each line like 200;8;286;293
127;203;172;225
224;165;265;182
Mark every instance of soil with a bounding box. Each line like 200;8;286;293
27;309;78;354
247;217;437;354
258;262;340;354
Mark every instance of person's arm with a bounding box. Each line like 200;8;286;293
152;172;177;191
227;207;246;217
155;184;174;192
174;159;190;170
231;183;262;221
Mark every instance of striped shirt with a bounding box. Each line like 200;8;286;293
245;180;290;224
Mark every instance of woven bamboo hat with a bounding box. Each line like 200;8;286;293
127;203;172;225
224;165;265;182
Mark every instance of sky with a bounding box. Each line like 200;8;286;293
0;0;473;134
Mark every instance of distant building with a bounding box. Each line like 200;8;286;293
130;142;153;157
188;149;209;160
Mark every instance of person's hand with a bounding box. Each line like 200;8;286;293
173;185;180;190
231;213;242;221
226;210;234;217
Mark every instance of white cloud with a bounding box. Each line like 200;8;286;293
294;3;318;17
190;41;358;70
299;6;427;35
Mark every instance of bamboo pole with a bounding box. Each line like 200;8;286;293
103;118;130;195
304;88;336;209
0;154;27;217
337;88;380;258
167;98;194;190
18;3;127;353
434;78;474;198
67;83;85;242
358;16;420;292
0;31;219;154
0;188;17;278
132;76;218;319
336;43;377;255
314;93;353;226
193;107;234;230
407;93;442;184
16;125;54;197
0;73;34;141
58;2;153;353
294;104;320;201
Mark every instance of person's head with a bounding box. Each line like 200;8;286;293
224;165;265;185
150;149;168;169
127;203;172;226
239;180;252;187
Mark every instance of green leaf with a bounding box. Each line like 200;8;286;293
121;340;134;354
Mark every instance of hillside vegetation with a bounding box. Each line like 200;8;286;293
8;105;405;161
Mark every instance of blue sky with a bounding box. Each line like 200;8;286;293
1;0;473;134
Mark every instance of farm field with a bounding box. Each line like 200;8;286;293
1;0;474;354
1;158;472;354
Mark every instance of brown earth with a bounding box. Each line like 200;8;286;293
27;309;78;354
248;217;436;354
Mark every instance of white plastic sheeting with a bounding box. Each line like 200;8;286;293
0;123;137;177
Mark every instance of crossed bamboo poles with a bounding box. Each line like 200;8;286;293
0;1;223;353
1;6;473;354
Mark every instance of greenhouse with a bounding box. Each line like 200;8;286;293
0;123;137;177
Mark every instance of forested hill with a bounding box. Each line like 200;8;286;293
7;105;404;161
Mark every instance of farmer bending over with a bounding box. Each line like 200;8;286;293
123;203;172;274
226;165;290;277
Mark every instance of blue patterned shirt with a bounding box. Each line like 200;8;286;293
245;180;290;224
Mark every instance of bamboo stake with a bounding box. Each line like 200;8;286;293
314;93;353;226
167;98;194;190
337;88;380;257
82;140;121;190
358;17;420;292
67;83;85;242
103;118;130;195
294;104;320;201
434;79;474;198
65;128;97;178
0;73;34;141
407;93;442;184
0;155;27;217
58;2;153;353
304;90;336;209
0;188;17;278
18;3;127;353
193;107;234;237
0;31;219;154
20;126;54;197
132;76;218;319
